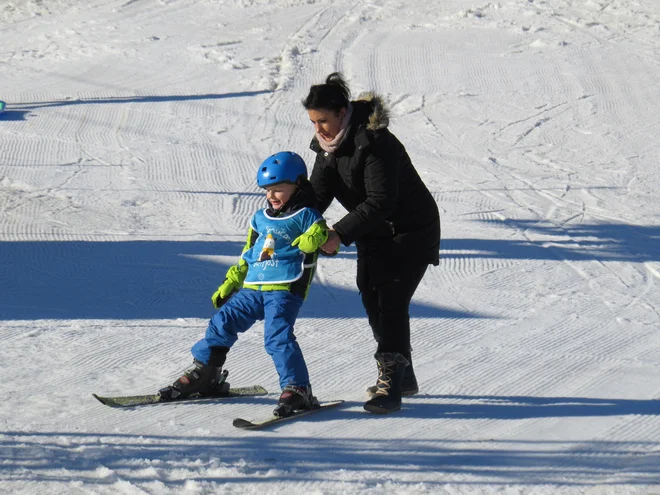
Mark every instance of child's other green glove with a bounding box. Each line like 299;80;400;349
291;221;329;253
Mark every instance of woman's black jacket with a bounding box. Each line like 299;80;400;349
308;92;440;267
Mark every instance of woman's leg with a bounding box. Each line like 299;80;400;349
358;256;428;354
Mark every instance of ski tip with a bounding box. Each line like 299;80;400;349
93;393;132;408
232;418;256;429
92;393;112;406
233;399;346;430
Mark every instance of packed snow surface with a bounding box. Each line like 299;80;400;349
1;0;659;493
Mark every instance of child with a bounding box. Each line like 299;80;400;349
158;152;329;417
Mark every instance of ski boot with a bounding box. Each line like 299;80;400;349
364;352;409;414
273;384;318;418
366;354;418;397
158;346;228;401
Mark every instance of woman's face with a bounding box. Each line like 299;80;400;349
307;107;346;141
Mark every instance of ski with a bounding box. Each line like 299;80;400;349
93;384;268;408
233;400;344;430
0;101;5;113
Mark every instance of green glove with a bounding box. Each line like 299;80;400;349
291;221;329;254
211;263;247;309
211;280;236;309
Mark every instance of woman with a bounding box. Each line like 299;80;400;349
303;73;441;414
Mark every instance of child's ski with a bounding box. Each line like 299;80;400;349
233;400;344;430
93;384;268;408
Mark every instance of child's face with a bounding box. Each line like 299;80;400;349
265;182;297;210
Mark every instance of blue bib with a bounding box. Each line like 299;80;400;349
242;207;323;285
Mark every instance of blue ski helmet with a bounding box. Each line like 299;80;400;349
257;151;307;188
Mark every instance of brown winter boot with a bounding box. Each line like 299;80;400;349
364;352;409;414
366;355;418;397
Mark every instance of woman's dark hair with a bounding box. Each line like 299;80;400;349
303;72;350;113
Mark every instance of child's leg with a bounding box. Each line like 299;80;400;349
191;289;264;364
262;291;308;390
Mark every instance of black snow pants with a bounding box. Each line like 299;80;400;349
356;245;429;356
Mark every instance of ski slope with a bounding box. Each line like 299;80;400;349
1;0;659;493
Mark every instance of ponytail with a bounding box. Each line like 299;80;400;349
303;72;351;113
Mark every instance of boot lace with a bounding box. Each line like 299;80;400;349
374;358;396;397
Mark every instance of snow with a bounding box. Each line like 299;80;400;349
1;0;659;493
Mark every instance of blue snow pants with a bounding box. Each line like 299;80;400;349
191;288;309;390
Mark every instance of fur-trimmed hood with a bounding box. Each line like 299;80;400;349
355;92;390;131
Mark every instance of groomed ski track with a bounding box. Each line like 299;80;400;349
1;0;660;493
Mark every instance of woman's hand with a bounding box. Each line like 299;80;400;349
320;230;341;255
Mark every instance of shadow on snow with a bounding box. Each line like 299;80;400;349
3;218;658;320
0;90;272;121
0;110;30;121
8;90;274;110
444;219;660;263
391;394;660;420
1;420;659;486
0;240;476;321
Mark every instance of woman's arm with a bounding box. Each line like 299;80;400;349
333;143;398;245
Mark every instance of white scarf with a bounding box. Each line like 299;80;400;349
316;103;353;154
